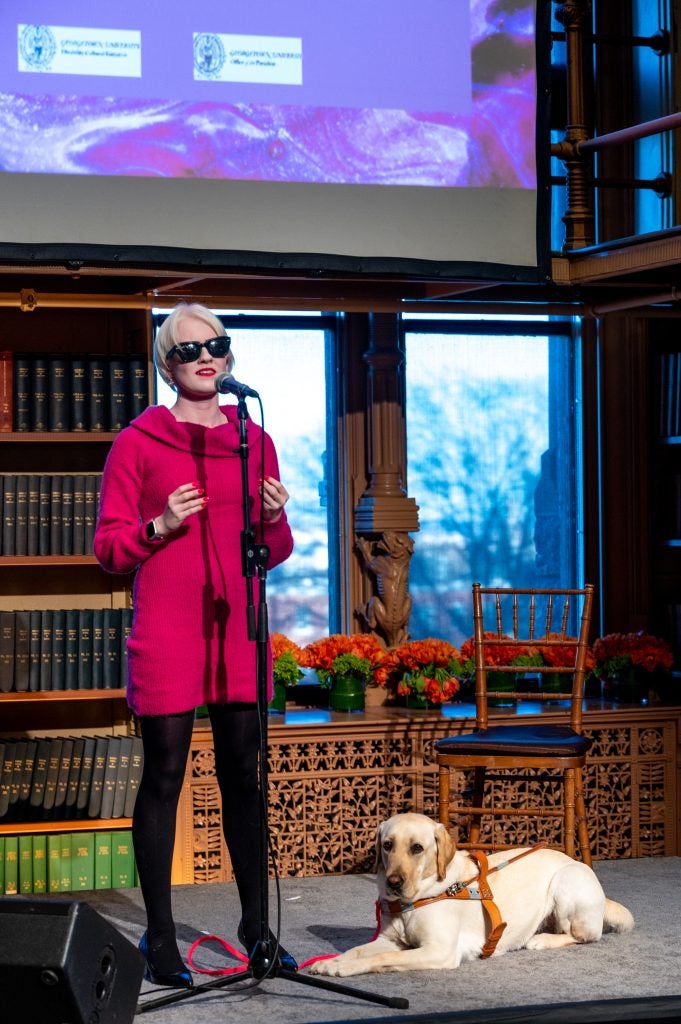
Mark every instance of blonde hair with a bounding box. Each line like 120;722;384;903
154;302;235;388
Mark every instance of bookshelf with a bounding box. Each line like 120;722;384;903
0;302;150;865
653;345;681;675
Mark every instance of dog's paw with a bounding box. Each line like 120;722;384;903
308;957;344;977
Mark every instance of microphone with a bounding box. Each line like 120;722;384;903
215;372;259;398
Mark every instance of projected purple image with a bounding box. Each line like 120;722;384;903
0;1;535;189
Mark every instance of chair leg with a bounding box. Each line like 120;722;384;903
564;769;576;859
438;764;451;827
467;767;486;847
574;766;592;867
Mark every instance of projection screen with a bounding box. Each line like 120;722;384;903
0;1;543;279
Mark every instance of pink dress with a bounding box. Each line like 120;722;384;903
94;405;294;715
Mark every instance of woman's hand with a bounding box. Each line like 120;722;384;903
261;476;289;523
155;482;208;535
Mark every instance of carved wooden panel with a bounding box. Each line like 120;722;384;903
172;706;681;884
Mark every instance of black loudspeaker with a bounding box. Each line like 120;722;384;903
0;897;145;1024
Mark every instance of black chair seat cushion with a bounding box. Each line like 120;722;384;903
434;724;592;758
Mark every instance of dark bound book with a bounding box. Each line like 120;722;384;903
124;735;144;818
2;474;16;556
87;735;109;819
0;740;15;819
70;358;88;432
112;735;132;818
99;736;121;820
102;608;120;689
77;608;93;689
28;738;52;818
76;736;96;819
41;737;63;819
88;357;107;432
39;608;53;692
28;608;41;692
0;350;12;432
52;737;74;820
0;610;14;692
51;608;66;691
14;474;28;556
32;356;48;432
84;474;98;554
127;354;148;422
49;475;63;555
64;608;79;691
38;474;51;555
91;608;104;690
8;739;27;822
119;607;132;688
72;474;86;555
61;474;74;556
13;609;30;692
27;474;40;556
12;355;31;432
107;356;128;432
17;738;38;822
64;737;85;820
48;356;69;432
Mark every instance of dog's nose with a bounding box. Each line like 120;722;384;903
387;873;404;892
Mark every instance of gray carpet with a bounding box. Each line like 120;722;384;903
69;855;681;1023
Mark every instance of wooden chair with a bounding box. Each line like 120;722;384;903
435;583;595;865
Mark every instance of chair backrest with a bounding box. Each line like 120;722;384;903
472;583;594;732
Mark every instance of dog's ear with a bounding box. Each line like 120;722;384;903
434;822;456;879
373;823;384;873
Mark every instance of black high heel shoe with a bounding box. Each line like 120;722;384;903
138;930;194;989
237;920;298;972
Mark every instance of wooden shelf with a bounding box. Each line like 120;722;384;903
0;689;126;704
0;555;99;566
0;432;118;443
1;818;132;836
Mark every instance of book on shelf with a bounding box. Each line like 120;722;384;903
95;832;112;889
120;607;132;688
39;474;51;555
41;736;63;819
32;356;48;432
17;738;38;822
32;834;47;893
28;608;41;692
87;735;109;819
53;736;74;820
49;474;63;555
19;834;33;894
28;737;52;816
14;473;28;556
100;736;121;820
72;474;86;554
102;608;120;689
58;833;73;891
71;831;95;891
48;356;69;432
64;608;79;690
27;474;40;555
64;736;85;820
12;355;31;432
0;836;4;893
77;608;94;689
61;474;74;556
2;474;16;556
0;740;13;819
76;736;96;820
4;835;18;895
84;474;98;553
91;608;104;690
14;609;30;692
108;356;128;432
124;735;144;818
52;608;66;691
112;735;132;818
39;608;53;692
0;350;12;432
0;610;14;693
89;357;107;432
8;738;27;821
47;833;61;892
111;830;135;888
128;354;148;421
70;358;88;432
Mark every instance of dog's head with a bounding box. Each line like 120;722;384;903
374;813;456;901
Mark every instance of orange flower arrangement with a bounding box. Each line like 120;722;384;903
270;632;306;686
592;632;673;679
458;633;543;671
540;634;596;672
303;633;387;689
381;638;461;704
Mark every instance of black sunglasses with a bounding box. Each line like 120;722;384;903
167;335;231;363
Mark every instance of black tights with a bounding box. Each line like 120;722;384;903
134;704;261;971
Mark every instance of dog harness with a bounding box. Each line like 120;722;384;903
381;844;545;959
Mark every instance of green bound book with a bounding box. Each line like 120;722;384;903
71;831;95;891
18;834;33;893
32;834;47;893
58;833;72;892
47;833;62;892
4;835;18;894
111;830;135;888
95;832;112;889
0;836;4;893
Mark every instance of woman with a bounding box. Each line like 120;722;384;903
94;302;294;987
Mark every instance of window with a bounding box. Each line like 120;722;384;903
153;310;338;643
403;315;581;645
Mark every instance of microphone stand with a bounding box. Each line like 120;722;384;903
138;395;408;1015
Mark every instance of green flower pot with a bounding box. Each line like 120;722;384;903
268;681;287;714
330;674;365;712
405;692;431;710
605;666;649;704
487;671;517;708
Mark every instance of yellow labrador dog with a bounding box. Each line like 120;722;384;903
309;812;634;976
